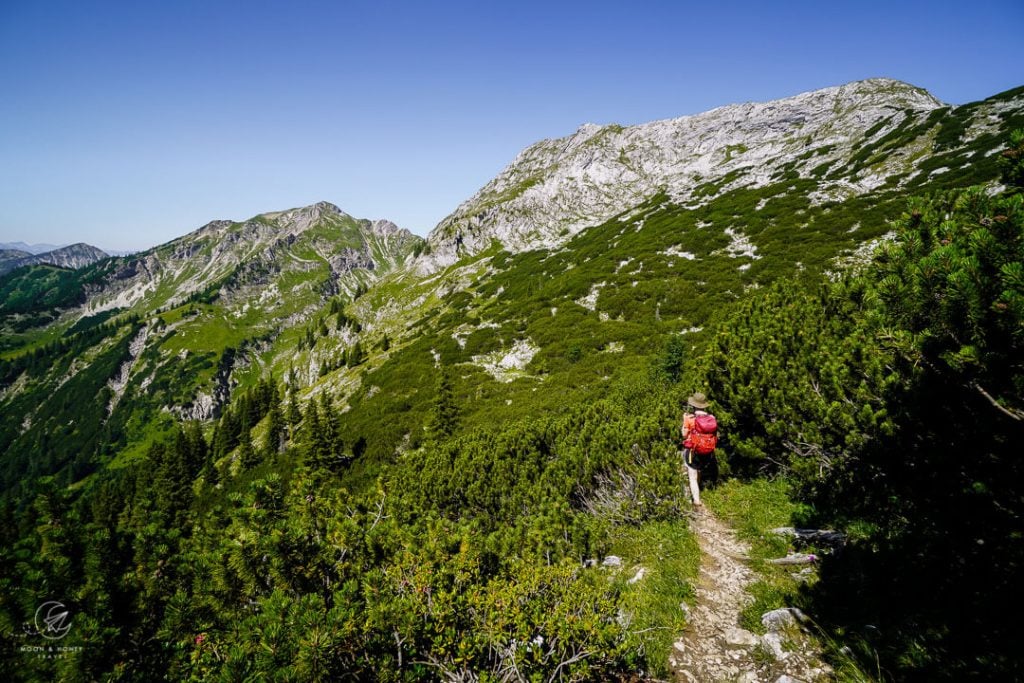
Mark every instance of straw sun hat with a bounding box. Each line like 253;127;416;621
687;392;710;410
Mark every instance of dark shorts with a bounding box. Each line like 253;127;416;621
683;448;714;470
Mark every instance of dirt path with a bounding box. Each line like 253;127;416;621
670;510;761;682
670;511;832;683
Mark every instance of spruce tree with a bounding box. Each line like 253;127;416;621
303;400;329;471
318;392;343;468
656;335;687;382
265;402;285;457
287;392;303;434
346;341;364;368
426;367;459;441
238;428;258;470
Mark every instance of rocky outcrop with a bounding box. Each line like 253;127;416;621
75;201;422;315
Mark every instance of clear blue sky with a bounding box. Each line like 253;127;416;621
1;0;1021;251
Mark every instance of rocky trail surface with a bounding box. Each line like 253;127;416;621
670;511;833;683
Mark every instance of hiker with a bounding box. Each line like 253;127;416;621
681;392;718;508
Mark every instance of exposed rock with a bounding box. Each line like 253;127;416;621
78;201;420;318
327;246;375;275
724;626;760;647
762;631;790;661
672;512;759;680
107;326;150;414
771;527;847;547
767;553;818;565
0;242;109;275
762;607;808;632
471;338;539;383
424;79;951;267
176;391;219;421
627;566;646;584
601;555;622;568
0;248;32;268
790;568;815;583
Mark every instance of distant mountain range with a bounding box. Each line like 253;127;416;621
0;242;109;275
0;241;64;254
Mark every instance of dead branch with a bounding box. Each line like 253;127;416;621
771;527;846;547
972;382;1024;421
766;553;818;565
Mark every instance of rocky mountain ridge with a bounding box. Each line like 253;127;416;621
422;78;1014;268
0;242;108;275
81;201;420;316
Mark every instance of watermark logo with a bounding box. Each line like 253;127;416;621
33;601;72;640
14;600;84;660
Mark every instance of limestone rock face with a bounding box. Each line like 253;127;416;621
79;202;422;315
423;79;960;268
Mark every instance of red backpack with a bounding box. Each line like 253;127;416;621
686;413;718;455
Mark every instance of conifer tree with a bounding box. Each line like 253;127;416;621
656;335;687;382
153;435;194;524
318;392;343;466
999;128;1024;191
238;428;259;470
184;421;208;476
426;367;459;441
265;402;285;457
303;400;330;471
287;392;303;433
346;341;364;367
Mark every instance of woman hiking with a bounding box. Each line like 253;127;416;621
681;392;718;508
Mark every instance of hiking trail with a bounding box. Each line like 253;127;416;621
670;510;832;683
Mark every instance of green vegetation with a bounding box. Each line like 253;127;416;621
688;147;1024;679
723;143;749;161
0;92;1022;681
0;368;701;681
0;261;115;334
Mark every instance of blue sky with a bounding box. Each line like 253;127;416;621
1;0;1021;251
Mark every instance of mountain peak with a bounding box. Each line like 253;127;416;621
261;200;347;222
0;242;108;275
310;200;345;214
424;78;961;265
574;122;603;137
828;77;944;108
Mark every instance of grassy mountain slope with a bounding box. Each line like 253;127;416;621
328;84;1024;471
0;203;421;492
0;80;1022;681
